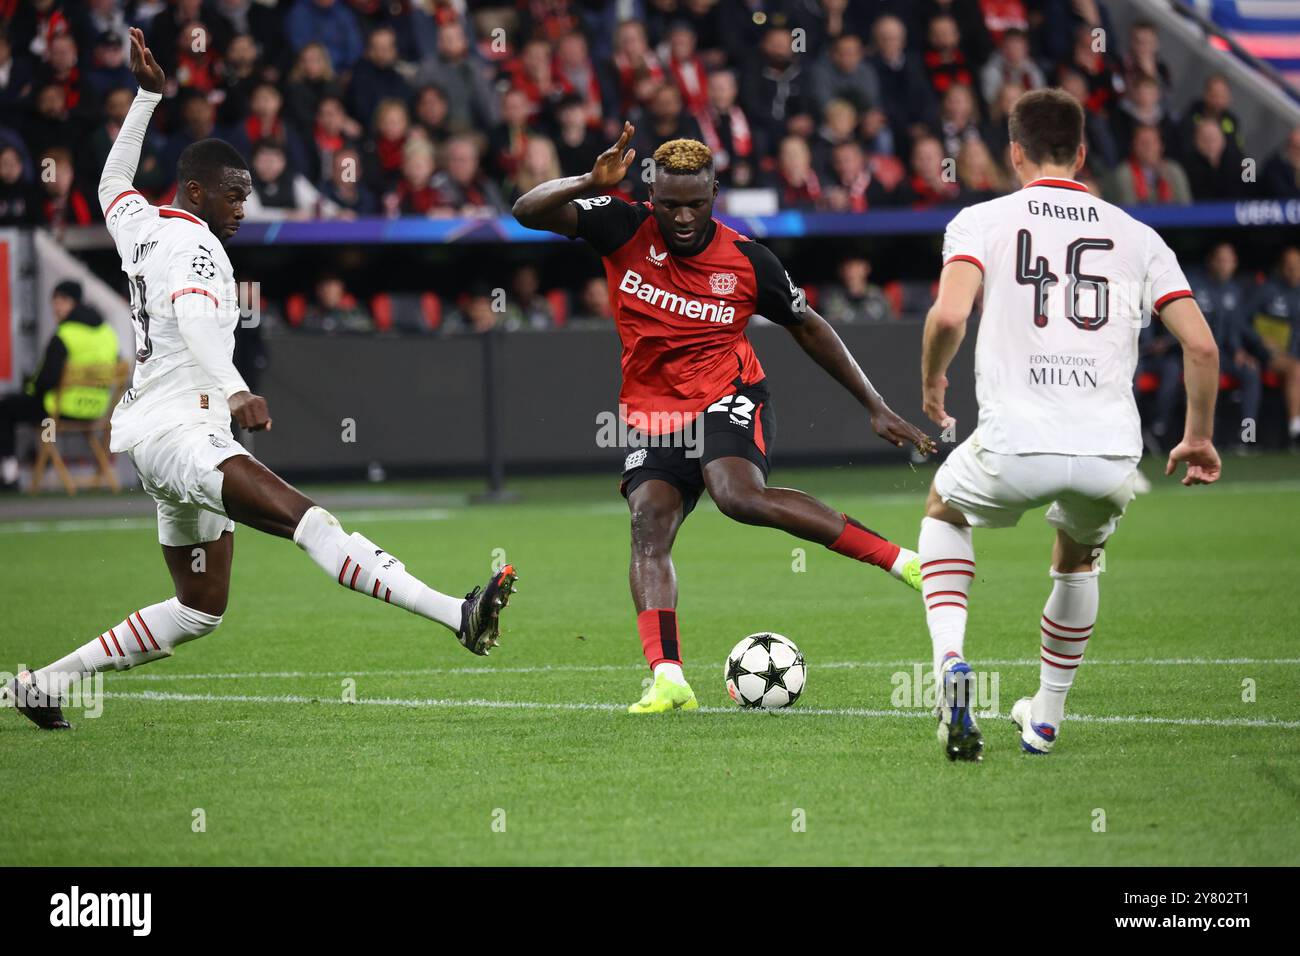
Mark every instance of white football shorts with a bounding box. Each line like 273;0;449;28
127;423;250;546
934;433;1141;545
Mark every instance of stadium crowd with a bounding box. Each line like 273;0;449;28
4;0;1300;233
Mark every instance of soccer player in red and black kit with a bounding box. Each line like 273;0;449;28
515;125;934;713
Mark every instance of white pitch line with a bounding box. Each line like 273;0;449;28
112;657;1300;682
99;689;1300;730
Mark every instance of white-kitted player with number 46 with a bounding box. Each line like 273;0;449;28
916;89;1222;762
4;30;518;731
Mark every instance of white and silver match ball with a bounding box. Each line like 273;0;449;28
724;632;806;709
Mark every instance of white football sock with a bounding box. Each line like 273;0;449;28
1;457;17;484
293;506;462;632
889;546;916;580
1290;416;1300;438
1035;568;1099;727
919;517;975;678
32;598;221;697
654;661;687;686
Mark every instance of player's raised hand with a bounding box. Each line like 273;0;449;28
870;405;936;456
590;122;636;187
1165;438;1221;486
129;27;165;94
229;391;273;432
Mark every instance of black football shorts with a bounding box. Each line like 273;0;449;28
619;379;775;515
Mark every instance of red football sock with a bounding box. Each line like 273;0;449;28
828;514;901;570
637;608;681;670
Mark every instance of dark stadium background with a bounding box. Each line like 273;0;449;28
4;0;1300;483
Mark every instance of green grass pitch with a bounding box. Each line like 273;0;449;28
1;456;1297;866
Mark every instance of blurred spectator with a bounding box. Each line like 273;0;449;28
508;135;562;205
230;81;307;177
506;38;560;122
955;138;1008;202
216;34;265;129
348;27;411;140
979;28;1042;106
0;145;38;225
86;30;133;102
898;135;961;207
89;86;166;196
451;286;501;333
298;274;374;333
1185;119;1245;201
285;0;362;75
553;31;603;129
570;276;612;325
38;146;93;229
488;88;535;183
429;135;507;216
982;80;1023;160
696;69;760;188
305;94;360;185
503;266;555;330
629;83;703;198
384;133;437;216
871;15;938;151
149;0;233;77
26;84;81;160
1263;128;1300;200
36;34;93;119
1250;246;1300;442
923;14;975;102
1111;75;1176;157
550;93;604;179
1176;74;1243;160
283;41;342;137
414;21;499;133
364;98;412;194
741;27;808;144
936;84;982;159
0;29;36;126
772;135;822;210
319;145;378;217
661;23;709;117
825;141;896;212
820;257;894;323
924;0;994;68
160;91;217;187
809;34;881;116
1122;20;1171;93
1059;67;1119;171
1103;125;1190;206
244;140;325;220
412;84;453;149
1065;22;1124;117
607;20;664;117
811;99;861;177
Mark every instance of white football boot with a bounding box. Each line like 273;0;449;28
1010;696;1058;755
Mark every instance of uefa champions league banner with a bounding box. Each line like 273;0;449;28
216;201;1300;247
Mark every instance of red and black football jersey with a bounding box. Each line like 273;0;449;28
572;195;804;434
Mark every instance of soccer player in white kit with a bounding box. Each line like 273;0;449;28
918;89;1222;761
6;31;518;730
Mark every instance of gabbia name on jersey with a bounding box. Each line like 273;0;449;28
942;177;1194;458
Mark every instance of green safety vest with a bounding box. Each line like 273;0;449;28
42;321;120;419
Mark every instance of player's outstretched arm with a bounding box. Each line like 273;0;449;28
787;307;936;454
1157;297;1221;485
99;28;165;214
511;121;636;236
921;259;981;432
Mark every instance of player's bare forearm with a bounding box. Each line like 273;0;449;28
1155;297;1222;484
789;310;935;452
511;173;594;236
920;261;979;429
921;310;966;385
513;120;637;236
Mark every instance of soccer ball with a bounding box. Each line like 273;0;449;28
725;632;806;709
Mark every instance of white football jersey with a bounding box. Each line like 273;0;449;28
104;192;244;452
942;177;1193;456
